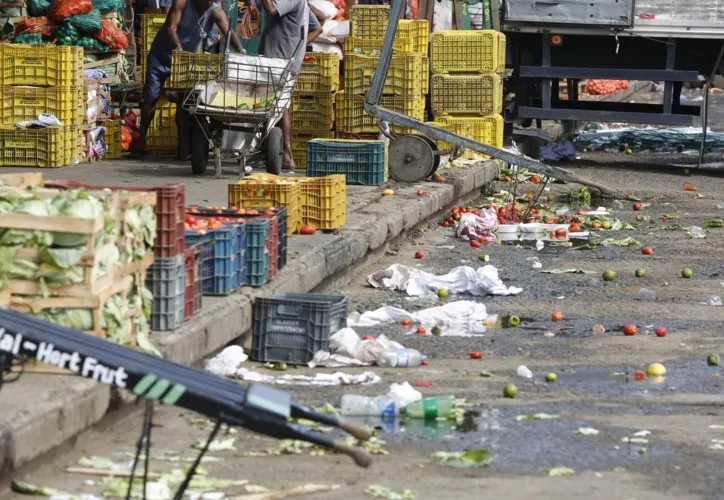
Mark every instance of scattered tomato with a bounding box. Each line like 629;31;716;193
569;223;581;232
684;184;697;191
415;381;437;387
555;228;567;237
634;370;645;381
442;221;450;227
549;231;556;239
416;327;426;335
415;251;424;259
401;319;412;327
417;190;425;196
655;328;667;337
623;324;637;336
469;352;483;359
300;225;316;235
421;359;429;366
363;335;373;340
503;176;511;182
641;247;653;255
552;311;564;322
470;240;481;248
633;202;642;211
435;176;446;183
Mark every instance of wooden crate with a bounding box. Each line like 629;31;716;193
83;80;111;127
0;172;42;187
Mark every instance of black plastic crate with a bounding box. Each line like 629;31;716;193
251;293;348;364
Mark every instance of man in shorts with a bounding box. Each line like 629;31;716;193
256;0;322;170
137;0;244;154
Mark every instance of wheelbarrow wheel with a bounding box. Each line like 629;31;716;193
266;127;283;175
191;127;209;175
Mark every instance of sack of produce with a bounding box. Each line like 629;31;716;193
93;19;127;49
91;0;123;14
27;0;51;16
75;34;108;50
49;0;92;22
52;21;80;45
14;16;55;36
12;33;44;43
67;7;101;33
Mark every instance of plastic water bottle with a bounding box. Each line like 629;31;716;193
376;348;425;368
403;395;456;419
340;395;397;418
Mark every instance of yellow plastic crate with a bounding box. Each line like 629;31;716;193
0;85;83;126
168;52;223;88
344;36;416;55
0;126;66;167
349;5;390;38
140;50;171;88
228;181;302;234
66;125;82;164
431;30;500;74
292;131;335;170
102;120;122;159
336;91;423;135
140;14;166;52
431;73;502;116
290;91;335;131
496;32;506;73
344;53;427;96
297;52;340;92
435;114;504;156
398;20;429;55
412;122;477;160
0;45;83;87
299;175;346;230
147;96;177;154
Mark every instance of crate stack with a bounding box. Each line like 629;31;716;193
289;52;339;169
0;44;83;167
82;80;122;162
429;30;506;156
0;174;158;373
337;6;428;139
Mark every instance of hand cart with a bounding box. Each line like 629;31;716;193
183;42;301;177
363;0;614;196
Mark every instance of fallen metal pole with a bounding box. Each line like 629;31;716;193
362;0;615;196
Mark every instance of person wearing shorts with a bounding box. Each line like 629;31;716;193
256;0;322;170
137;0;244;154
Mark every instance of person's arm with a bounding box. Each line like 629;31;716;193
306;8;322;45
212;4;245;53
259;0;278;16
167;0;186;51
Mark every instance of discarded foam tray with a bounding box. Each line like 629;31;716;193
519;223;546;233
497;224;519;233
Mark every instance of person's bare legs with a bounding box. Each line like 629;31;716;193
280;108;295;170
136;102;157;154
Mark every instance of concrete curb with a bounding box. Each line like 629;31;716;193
0;161;499;476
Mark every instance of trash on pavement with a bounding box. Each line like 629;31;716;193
544;466;575;476
576;427;600;435
205;346;248;376
367;263;521;297
347;301;493;336
637;288;657;300
687;226;706;239
403;395;456;419
516;365;533;378
514;413;560;421
541;269;597;275
365;485;418;499
540;141;576;162
308;328;406;367
432;449;492;468
236;369;381;386
340;382;422;417
194;438;236;451
377;348;425;368
703;296;722;306
454;210;498;243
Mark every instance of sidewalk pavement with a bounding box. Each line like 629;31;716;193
0;157;499;477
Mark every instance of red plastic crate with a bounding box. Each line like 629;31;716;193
45;180;186;258
184;245;196;320
259;215;279;281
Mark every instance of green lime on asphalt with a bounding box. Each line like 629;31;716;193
545;373;557;383
682;268;693;278
635;268;646;278
437;288;449;298
508;315;520;327
503;384;518;398
602;270;616;281
708;354;720;367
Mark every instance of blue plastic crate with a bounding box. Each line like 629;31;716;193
185;225;239;295
244;219;270;287
251;293;349;364
306;139;387;185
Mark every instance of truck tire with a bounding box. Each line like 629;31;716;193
266;127;283;175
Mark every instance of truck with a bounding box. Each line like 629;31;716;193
501;0;724;128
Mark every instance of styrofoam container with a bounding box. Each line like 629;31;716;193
520;223;546;232
497;224;519;233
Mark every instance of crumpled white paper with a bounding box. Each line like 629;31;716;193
388;382;422;408
347;300;494;336
235;369;381;386
368;263;521;297
308;328;404;368
204;345;248;376
455;210;498;243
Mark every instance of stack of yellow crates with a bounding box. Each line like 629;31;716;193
338;6;428;138
429;30;506;157
0;44;84;167
289;53;339;169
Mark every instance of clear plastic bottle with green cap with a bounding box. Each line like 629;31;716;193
402;395;456;419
